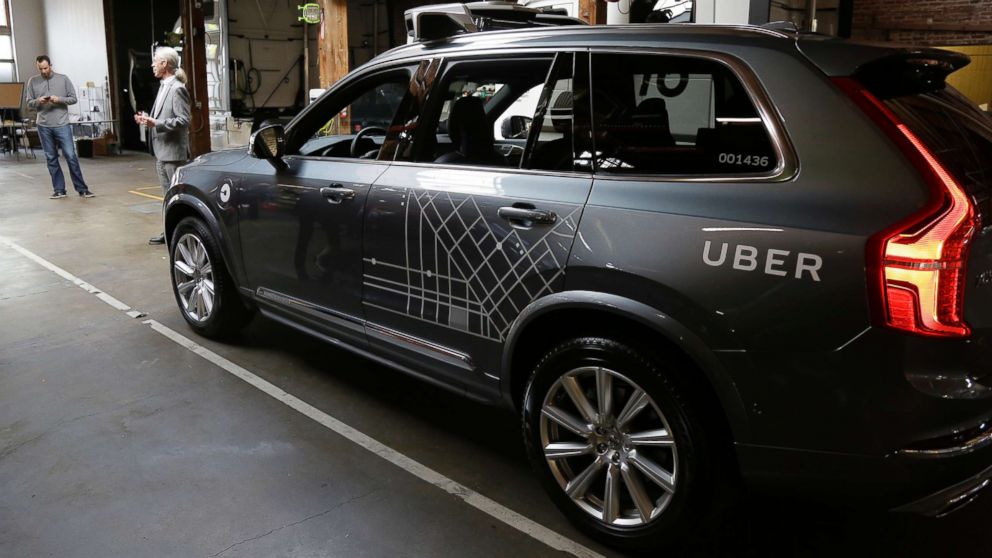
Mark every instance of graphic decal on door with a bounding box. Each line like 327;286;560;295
364;189;581;341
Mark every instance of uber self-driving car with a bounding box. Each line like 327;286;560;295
162;3;992;551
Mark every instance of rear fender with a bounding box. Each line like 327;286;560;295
502;290;751;443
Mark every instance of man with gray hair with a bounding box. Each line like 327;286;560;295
136;46;190;245
26;55;95;199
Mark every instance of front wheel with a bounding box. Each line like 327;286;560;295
170;216;253;338
522;337;722;552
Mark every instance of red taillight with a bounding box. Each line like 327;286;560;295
834;77;977;338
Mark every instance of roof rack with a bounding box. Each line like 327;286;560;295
405;1;587;43
760;20;800;35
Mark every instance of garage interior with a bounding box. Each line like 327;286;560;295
1;1;991;556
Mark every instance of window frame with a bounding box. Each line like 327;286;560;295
0;0;14;82
0;0;10;32
588;47;797;183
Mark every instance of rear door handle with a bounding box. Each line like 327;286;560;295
320;184;356;203
497;206;557;227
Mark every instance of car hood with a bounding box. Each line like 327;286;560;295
188;148;250;168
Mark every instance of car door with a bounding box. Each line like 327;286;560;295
237;64;420;345
362;52;594;396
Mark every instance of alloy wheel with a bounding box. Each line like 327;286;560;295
539;366;678;527
173;233;215;323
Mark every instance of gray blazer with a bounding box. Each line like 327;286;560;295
151;79;191;162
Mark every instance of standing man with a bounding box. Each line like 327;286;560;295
26;55;95;199
136;46;190;245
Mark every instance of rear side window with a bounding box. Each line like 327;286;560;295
883;88;992;207
590;53;778;175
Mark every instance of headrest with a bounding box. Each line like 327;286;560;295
632;97;669;122
447;96;494;157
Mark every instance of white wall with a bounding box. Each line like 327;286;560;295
9;0;46;83
40;0;109;116
695;0;752;24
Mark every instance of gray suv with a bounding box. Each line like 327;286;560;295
163;6;992;551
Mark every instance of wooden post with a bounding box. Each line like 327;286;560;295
318;0;349;133
318;0;349;88
180;0;211;157
102;0;119;143
578;0;606;25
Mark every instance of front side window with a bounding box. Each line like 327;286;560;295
590;53;778;175
293;68;414;159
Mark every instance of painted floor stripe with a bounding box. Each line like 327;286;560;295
1;237;606;558
128;190;164;201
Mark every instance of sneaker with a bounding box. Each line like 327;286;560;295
50;192;67;199
80;191;95;198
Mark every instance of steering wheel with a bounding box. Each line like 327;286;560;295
350;126;387;158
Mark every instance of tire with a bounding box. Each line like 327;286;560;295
521;337;721;552
169;216;253;338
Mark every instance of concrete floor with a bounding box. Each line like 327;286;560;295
1;151;990;558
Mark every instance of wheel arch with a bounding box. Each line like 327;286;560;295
502;291;751;444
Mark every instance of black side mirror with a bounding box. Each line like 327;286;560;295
249;124;286;161
501;115;532;139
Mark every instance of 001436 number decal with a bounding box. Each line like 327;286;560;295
718;152;770;167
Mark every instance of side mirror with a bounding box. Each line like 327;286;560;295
249;124;286;160
501;115;532;140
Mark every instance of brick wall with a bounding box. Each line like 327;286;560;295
852;0;992;45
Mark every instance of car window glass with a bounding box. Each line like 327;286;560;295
296;72;411;159
590;53;778;175
522;52;591;172
413;57;554;168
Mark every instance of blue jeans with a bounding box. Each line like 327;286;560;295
38;125;90;194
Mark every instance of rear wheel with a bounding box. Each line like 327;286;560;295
170;217;253;338
522;337;721;551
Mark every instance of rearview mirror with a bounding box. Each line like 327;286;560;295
249;124;286;161
501;115;532;140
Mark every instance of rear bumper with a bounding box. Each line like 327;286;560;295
737;415;992;514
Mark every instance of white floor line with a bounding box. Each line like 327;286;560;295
1;236;606;558
1;236;134;313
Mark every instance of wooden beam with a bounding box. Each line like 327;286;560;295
578;0;606;25
318;0;349;89
180;0;211;157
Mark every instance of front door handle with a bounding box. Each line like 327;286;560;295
497;206;557;227
320;185;356;203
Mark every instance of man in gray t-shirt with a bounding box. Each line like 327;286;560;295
25;55;94;199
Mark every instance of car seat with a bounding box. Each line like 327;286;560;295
629;97;676;148
529;90;574;170
434;96;506;166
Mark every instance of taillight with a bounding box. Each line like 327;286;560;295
834;77;977;338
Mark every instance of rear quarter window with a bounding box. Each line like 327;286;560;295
590;52;779;176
